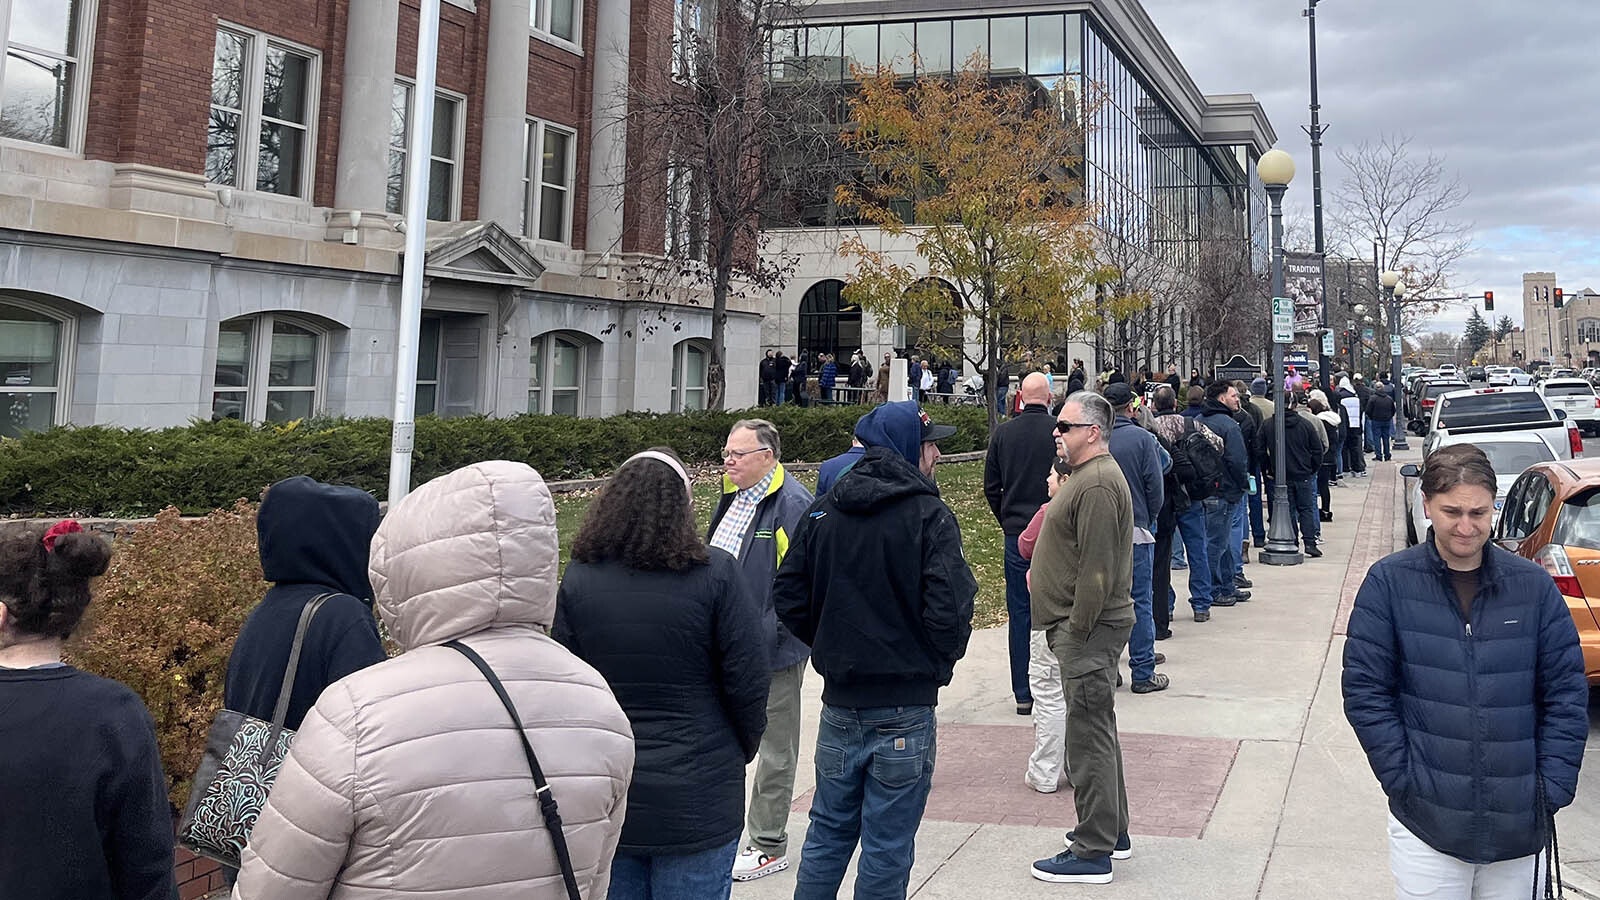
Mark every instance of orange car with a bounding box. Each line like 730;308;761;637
1492;457;1600;684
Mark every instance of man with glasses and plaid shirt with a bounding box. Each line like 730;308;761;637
709;419;816;883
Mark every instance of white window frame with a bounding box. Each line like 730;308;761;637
206;24;321;200
0;295;74;433
0;0;97;152
522;118;577;245
528;331;587;416
672;338;710;412
530;0;581;52
211;313;327;423
388;78;464;220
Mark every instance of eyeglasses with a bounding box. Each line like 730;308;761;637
720;447;772;461
1054;421;1097;434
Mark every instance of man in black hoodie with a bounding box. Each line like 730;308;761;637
225;476;387;732
1265;392;1325;556
775;400;977;900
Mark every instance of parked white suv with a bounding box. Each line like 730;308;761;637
1538;377;1600;436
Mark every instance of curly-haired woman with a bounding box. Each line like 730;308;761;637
0;521;176;900
554;448;771;900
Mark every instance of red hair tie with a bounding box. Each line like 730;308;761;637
43;519;83;552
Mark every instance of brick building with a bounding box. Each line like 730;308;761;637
0;0;1271;435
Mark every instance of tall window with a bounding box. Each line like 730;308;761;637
531;0;578;44
387;82;462;220
666;162;706;260
671;0;701;83
672;339;709;411
528;332;586;415
522;120;575;244
212;314;323;423
207;27;318;198
0;301;68;438
415;316;442;415
1;0;93;148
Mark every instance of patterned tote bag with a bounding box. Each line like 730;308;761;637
177;594;330;867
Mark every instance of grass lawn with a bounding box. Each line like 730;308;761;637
551;460;1009;629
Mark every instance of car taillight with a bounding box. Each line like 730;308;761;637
1422;399;1436;408
1535;544;1585;598
1571;426;1584;457
1592;397;1599;409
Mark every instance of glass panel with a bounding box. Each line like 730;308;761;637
880;22;914;75
387;83;410;214
415;383;437;417
529;337;542;387
431;96;456;159
211;390;248;421
551;339;580;389
428;159;453;220
1065;13;1082;73
261;47;309;124
257;122;305;195
417;318;441;380
550;0;576;41
541;129;570;186
951;18;986;71
267;324;316;387
1027;14;1064;75
214;320;252;390
527;389;541;414
0;394;55;437
211;32;245;108
681;388;705;412
539;185;566;242
843;24;876;75
206;109;241;186
9;0;78;55
550;390;578;416
916;20;951;74
806;26;843;81
685;345;706;388
386;146;405;214
265;389;314;423
989;17;1026;74
0;49;71;146
770;27;803;80
0;309;60;386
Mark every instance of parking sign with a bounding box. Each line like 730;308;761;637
1272;297;1294;344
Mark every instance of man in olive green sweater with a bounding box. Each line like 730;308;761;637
1028;390;1135;886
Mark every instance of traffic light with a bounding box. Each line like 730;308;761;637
1555;287;1565;309
1484;290;1494;311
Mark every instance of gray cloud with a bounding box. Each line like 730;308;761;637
1139;0;1600;331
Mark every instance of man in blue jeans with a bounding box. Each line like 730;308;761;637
1103;383;1168;693
774;401;977;900
1151;393;1220;622
984;373;1060;714
1199;380;1253;609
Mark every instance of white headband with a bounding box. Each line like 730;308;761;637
624;450;694;495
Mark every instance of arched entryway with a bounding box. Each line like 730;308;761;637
797;280;862;365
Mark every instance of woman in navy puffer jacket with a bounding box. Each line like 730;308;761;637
1343;444;1587;896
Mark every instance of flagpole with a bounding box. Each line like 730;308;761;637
388;0;442;505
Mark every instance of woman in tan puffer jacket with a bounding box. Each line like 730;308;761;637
234;461;635;900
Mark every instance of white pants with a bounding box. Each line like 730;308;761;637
1388;813;1542;899
1025;631;1067;791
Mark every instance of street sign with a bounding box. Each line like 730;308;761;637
1362;328;1374;342
1390;335;1402;356
1321;331;1334;356
1272;297;1294;344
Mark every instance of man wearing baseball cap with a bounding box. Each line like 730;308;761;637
774;400;976;899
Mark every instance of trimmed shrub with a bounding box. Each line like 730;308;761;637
65;504;269;808
0;405;989;517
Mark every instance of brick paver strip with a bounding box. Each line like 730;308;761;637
1335;463;1399;635
792;723;1238;837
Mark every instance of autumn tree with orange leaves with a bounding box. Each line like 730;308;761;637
835;63;1115;429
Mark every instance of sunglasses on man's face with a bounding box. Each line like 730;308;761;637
1054;421;1097;434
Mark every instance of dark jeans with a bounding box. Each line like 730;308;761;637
1048;621;1133;860
1343;429;1367;473
795;705;937;900
610;839;740;900
1247;466;1265;543
1003;533;1032;705
1202;497;1237;600
820;384;834;402
1128;542;1156;682
1318;463;1334;514
1371;420;1394;460
1290;476;1320;547
1152;524;1174;635
1173;503;1213;612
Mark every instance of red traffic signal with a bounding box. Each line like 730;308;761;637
1555;287;1565;309
1484;290;1494;311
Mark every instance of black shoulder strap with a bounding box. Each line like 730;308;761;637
444;640;583;900
271;593;332;727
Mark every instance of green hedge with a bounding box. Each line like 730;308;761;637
0;404;990;517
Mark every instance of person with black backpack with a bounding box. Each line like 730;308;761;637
1150;386;1223;625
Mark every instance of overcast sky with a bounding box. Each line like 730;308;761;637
1140;0;1600;334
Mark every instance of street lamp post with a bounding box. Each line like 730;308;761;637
1350;303;1367;375
1382;270;1411;450
1306;0;1331;394
1258;149;1303;566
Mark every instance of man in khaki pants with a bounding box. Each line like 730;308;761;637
708;419;815;882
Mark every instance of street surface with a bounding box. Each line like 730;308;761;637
732;438;1600;899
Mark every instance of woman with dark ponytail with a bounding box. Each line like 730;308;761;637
0;521;177;900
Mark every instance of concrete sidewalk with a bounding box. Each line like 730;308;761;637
737;442;1600;899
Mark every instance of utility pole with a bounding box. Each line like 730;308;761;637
1305;0;1331;394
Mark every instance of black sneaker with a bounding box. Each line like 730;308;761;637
1193;611;1210;623
1305;544;1323;558
1064;830;1132;860
1131;673;1170;694
1210;595;1238;607
1235;575;1254;589
1231;590;1252;602
1156;628;1173;640
1031;851;1113;884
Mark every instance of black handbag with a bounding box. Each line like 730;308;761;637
177;594;331;867
445;639;584;900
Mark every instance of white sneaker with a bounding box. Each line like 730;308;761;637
732;847;789;882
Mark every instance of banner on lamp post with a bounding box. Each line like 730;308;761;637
1284;252;1324;336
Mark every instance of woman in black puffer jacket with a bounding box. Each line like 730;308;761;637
554;448;769;900
1310;396;1342;521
